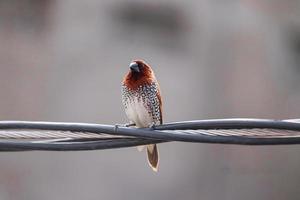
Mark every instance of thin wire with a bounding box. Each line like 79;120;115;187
0;118;299;151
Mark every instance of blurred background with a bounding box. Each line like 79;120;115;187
0;0;300;199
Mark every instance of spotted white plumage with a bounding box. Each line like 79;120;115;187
122;83;162;128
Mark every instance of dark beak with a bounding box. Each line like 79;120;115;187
129;62;140;73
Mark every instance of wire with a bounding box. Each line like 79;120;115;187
0;118;299;151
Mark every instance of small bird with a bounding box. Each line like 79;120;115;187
122;60;163;172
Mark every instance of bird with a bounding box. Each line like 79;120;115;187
121;59;163;172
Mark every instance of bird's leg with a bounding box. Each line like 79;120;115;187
150;122;156;130
114;122;136;132
124;123;136;127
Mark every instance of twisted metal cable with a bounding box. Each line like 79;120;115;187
0;118;300;151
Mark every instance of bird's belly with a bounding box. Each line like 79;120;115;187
125;97;153;128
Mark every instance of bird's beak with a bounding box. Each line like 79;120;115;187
129;62;140;73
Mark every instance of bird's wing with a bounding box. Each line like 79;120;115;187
157;84;163;124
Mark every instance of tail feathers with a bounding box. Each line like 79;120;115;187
147;144;159;172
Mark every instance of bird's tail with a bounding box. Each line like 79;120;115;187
147;144;159;172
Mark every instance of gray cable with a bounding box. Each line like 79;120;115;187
0;118;299;151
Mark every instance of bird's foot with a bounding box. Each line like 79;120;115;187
150;122;156;130
125;123;136;127
114;124;120;132
114;123;136;132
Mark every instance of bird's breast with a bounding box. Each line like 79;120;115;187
122;83;161;128
124;96;153;128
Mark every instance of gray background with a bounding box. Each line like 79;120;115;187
0;0;300;199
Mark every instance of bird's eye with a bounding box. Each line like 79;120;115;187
136;62;144;69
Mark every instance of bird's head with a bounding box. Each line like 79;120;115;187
123;60;156;90
129;60;153;76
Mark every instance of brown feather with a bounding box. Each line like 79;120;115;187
147;144;159;172
123;60;155;90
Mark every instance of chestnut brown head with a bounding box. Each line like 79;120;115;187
123;60;156;90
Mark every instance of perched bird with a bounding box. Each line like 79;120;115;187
122;60;163;172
